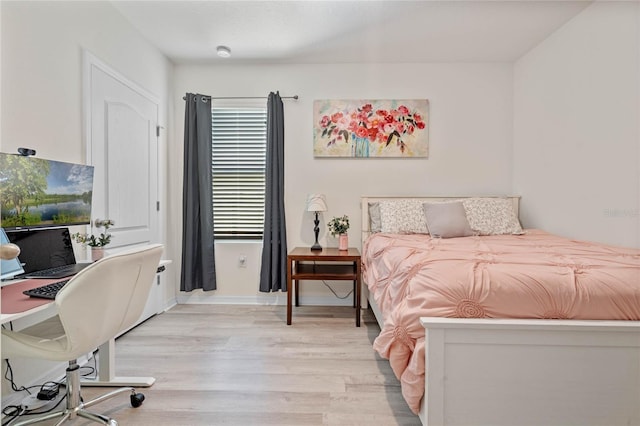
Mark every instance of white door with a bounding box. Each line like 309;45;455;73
84;52;160;248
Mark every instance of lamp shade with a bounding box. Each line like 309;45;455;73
306;194;327;212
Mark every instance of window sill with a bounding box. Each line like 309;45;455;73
215;239;262;245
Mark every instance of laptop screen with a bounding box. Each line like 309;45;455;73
6;228;76;274
1;227;25;280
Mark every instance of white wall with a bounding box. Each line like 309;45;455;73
172;63;515;303
0;0;173;400
1;2;173;161
1;0;174;296
513;1;640;248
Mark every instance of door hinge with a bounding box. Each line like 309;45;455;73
156;201;160;211
156;125;164;137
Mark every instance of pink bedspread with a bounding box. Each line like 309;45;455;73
362;230;640;414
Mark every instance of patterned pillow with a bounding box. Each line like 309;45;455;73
379;200;429;234
462;198;523;235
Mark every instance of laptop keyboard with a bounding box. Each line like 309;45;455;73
25;264;77;278
23;279;70;299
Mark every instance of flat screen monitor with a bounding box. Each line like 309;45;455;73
1;227;25;280
0;153;94;231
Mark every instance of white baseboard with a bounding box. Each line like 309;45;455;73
176;293;355;307
162;299;178;313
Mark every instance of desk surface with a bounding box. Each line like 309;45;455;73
1;279;61;324
1;259;171;324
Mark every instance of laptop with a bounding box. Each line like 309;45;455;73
1;227;25;281
7;227;92;279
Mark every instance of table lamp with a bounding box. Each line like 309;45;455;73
306;194;327;251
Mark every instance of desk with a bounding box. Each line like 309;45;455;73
1;260;170;388
286;247;361;327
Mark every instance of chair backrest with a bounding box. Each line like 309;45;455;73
55;244;163;356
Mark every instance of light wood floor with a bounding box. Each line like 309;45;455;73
43;304;421;425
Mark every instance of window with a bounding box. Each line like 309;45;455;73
211;104;267;239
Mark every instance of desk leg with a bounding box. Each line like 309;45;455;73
287;257;293;325
80;339;155;387
356;260;361;327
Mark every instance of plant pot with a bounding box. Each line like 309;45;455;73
339;234;348;251
91;248;105;262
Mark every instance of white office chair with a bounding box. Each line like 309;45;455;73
2;243;164;426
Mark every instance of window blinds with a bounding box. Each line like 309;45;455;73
211;107;267;239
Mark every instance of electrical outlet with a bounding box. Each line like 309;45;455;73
238;255;247;268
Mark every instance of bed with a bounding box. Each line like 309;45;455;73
360;196;640;426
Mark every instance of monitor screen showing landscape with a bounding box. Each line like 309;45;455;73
0;153;94;230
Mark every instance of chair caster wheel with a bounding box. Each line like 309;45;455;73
130;392;145;408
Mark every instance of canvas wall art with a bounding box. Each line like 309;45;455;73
313;99;429;158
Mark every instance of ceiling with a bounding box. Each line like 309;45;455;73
111;0;593;65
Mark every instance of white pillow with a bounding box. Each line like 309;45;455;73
379;200;428;234
462;198;523;235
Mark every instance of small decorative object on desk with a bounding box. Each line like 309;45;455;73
91;247;105;262
71;219;114;261
328;215;349;250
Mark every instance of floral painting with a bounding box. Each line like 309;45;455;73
313;99;429;158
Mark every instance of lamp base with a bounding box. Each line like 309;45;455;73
311;212;322;251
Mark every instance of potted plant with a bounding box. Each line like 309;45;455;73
71;219;114;261
327;215;350;251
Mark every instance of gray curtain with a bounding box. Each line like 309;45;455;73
180;93;216;291
259;92;287;292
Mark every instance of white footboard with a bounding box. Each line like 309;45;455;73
419;317;640;426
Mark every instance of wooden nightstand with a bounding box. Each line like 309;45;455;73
286;247;361;327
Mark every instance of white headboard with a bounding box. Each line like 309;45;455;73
360;195;521;244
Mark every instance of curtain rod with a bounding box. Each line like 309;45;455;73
183;95;298;100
